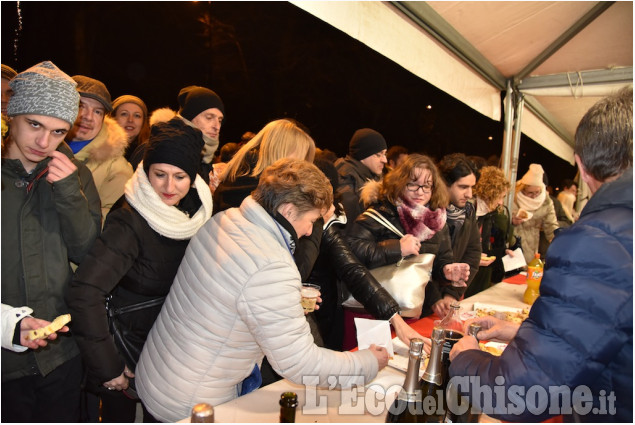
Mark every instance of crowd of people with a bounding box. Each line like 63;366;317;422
1;60;631;423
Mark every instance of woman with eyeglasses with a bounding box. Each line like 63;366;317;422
512;163;559;264
344;154;470;343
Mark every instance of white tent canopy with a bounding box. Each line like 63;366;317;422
290;1;633;168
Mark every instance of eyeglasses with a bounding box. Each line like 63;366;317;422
406;182;433;193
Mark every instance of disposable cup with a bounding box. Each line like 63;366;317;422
300;284;321;313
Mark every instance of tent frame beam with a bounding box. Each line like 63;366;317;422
518;67;633;91
392;1;507;90
515;2;616;82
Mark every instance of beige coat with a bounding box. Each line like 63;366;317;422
74;116;132;223
512;195;559;263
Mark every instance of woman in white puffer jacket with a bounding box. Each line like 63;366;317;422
136;158;388;422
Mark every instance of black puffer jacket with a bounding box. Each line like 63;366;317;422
447;202;482;294
346;201;455;317
335;155;381;231
66;195;197;387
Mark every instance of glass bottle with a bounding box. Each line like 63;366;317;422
523;253;543;305
190;403;214;423
418;328;447;422
444;324;481;423
386;338;425;423
279;392;298;423
437;303;463;333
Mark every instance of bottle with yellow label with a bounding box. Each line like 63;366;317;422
523;253;543;304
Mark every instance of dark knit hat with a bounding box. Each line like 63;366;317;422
2;64;17;81
112;95;148;118
348;128;387;161
8;61;79;127
177;86;225;121
143;119;204;182
72;75;113;112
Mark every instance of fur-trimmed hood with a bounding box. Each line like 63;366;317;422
149;107;177;126
149;107;217;163
359;179;382;208
74;116;129;163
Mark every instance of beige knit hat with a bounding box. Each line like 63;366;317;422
520;163;545;187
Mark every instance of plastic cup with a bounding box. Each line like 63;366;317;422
300;284;320;313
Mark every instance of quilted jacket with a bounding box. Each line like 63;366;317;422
450;168;633;422
135;196;379;422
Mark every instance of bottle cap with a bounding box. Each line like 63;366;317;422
280;392;298;408
468;323;482;339
408;338;424;356
191;403;214;423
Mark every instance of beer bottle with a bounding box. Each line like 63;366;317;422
190;403;214;423
279;392;298;423
386;338;425;422
418;328;446;422
523;253;543;304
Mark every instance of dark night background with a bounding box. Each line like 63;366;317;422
1;1;577;187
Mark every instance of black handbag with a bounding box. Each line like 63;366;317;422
105;294;166;371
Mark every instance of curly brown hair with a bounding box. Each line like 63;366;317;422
474;166;510;210
381;153;449;210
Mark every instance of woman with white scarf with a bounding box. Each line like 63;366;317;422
512;163;559;264
65;119;213;422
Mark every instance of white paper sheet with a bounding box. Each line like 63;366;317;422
355;318;394;357
502;247;527;271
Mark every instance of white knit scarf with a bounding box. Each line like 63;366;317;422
124;163;213;240
515;185;546;212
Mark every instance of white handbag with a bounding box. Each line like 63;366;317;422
342;208;434;318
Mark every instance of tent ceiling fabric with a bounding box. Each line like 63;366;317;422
290;1;633;165
289;1;502;121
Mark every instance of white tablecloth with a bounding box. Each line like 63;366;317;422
180;282;529;422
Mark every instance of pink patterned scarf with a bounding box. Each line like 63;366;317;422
397;199;447;241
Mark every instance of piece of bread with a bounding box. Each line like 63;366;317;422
479;342;504;356
26;314;71;341
517;209;529;219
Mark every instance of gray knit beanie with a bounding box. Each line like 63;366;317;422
7;61;79;127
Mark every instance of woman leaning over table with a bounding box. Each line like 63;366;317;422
65;120;213;422
135;158;389;423
345;154;470;337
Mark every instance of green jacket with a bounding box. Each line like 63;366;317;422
1;142;101;382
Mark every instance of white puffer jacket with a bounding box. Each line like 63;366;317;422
136;196;379;422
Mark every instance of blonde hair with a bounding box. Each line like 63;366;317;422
223;119;316;182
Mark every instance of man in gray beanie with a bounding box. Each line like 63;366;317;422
66;75;132;222
1;61;101;422
334;128;388;230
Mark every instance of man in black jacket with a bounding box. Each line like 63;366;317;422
437;153;482;315
335;128;387;231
